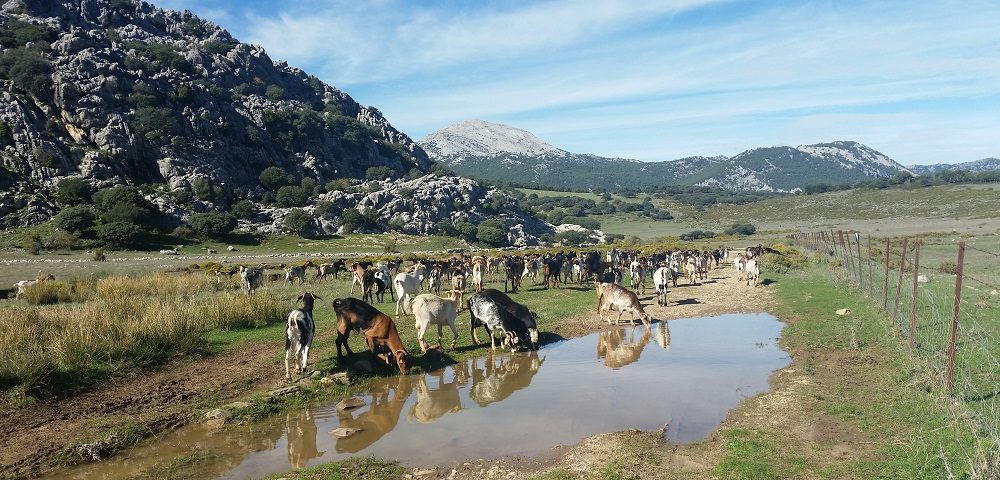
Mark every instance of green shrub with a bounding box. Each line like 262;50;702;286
724;222;757;236
259;166;292;190
275;185;310;207
188;212;236;240
476;217;508;246
132;106;179;142
936;261;958;275
231;199;254;219
325;178;351;192
95;221;142;249
338;208;364;233
0;48;53;100
265;84;284;101
283;209;314;236
0;19;58;48
93;186;152;226
54;177;93;206
556;230;591;246
21;281;87;305
200;39;234;55
365;166;393;181
52;206;95;233
679;230;716;241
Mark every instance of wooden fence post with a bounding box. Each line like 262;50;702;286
909;239;921;349
946;242;966;393
855;233;863;289
866;236;874;298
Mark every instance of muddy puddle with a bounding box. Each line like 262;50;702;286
54;312;788;479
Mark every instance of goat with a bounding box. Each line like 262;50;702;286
470;262;484;292
284;265;307;286
412;290;462;352
596;281;651;327
332;297;410;372
393;271;422;317
652;266;670;307
285;292;321;380
468;289;539;352
543;258;561;289
316;260;346;281
745;258;760;287
239;266;264;296
427;266;443;294
629;261;645;294
373;269;395;303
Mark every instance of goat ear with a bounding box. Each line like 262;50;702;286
297;293;304;302
313;294;323;300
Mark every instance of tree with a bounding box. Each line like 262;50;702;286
52;206;95;233
54;177;93;206
259;166;292;190
93;186;152;226
265;84;284;101
476;217;508;246
454;219;477;241
275;185;310;207
0;48;53;100
283;209;314;236
96;221;142;249
133;106;179;142
723;222;757;236
556;230;590;246
338;208;364;233
188;212;237;240
366;166;393;181
231;199;254;219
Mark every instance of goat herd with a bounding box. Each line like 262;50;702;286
228;246;769;382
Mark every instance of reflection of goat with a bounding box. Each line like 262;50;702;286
597;327;652;369
286;410;324;468
408;370;463;424
653;322;671;351
334;377;413;453
469;351;545;407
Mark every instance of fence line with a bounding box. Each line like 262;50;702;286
787;231;999;454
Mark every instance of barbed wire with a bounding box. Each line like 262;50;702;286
965;244;1000;258
965;274;1000;292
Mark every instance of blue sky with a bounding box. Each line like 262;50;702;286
157;0;999;165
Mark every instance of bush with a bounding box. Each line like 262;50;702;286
325;178;351;192
365;166;393;181
476;217;508;246
724;222;757;236
93;186;153;226
679;230;716;241
338;208;364;233
54;178;93;206
52;206;95;233
556;230;591;246
0;48;53;100
259;166;292;190
936;261;958;275
92;248;106;261
132;106;179;143
275;185;310;207
454;219;477;241
21;281;86;305
265;84;284;101
95;221;142;249
283;209;314;236
314;200;334;217
171;225;194;238
231;199;254;219
188;212;236;240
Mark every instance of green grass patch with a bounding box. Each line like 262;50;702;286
262;456;404;480
58;422;154;467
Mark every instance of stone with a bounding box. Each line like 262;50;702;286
917;275;929;283
336;397;365;411
835;308;851;316
267;385;301;397
329;427;363;438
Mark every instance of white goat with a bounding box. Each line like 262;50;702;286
652;266;670;307
745;258;760;287
412;290;462;352
393;271;422;317
284;265;306;286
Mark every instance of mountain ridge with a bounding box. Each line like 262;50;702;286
421;120;917;192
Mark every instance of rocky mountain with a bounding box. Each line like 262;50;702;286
908;158;1000;175
421;120;912;192
0;0;434;229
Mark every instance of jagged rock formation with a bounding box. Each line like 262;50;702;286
257;174;552;246
421;120;913;192
0;0;430;228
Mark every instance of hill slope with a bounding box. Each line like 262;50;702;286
0;0;429;227
421;120;911;192
909;158;1000;175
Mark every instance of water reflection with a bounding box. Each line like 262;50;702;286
335;376;413;453
470;351;545;407
409;368;464;423
286;410;324;468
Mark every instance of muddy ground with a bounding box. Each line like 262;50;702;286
1;265;823;480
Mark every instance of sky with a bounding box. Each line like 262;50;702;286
156;0;1000;165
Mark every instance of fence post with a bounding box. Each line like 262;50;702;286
909;239;921;349
946;242;966;393
883;238;891;310
891;237;908;329
866;235;874;298
855;233;863;289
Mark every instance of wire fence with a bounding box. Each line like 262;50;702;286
789;231;1000;473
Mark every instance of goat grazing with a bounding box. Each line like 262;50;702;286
597;281;652;327
332;297;409;372
412;290;462;352
285;292;321;380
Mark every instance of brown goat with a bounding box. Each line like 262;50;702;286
333;297;410;372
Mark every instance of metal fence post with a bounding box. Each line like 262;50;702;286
891;237;908;329
909;239;921;349
883;238;891;310
946;242;966;393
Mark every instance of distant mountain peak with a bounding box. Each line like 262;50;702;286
421;120;567;158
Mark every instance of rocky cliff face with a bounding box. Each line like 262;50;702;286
0;0;430;228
